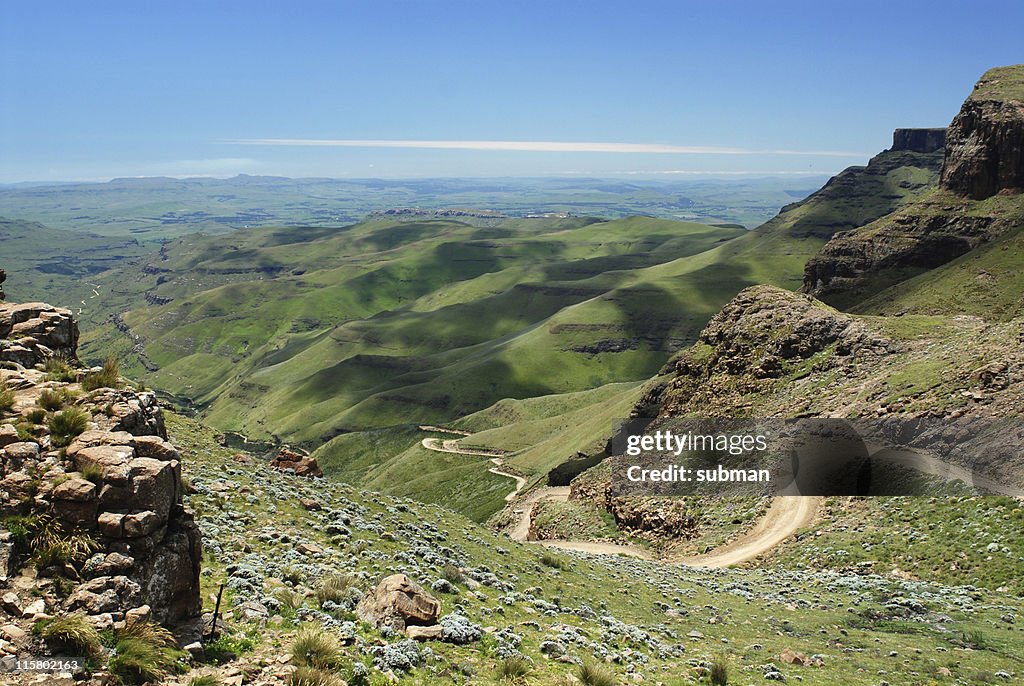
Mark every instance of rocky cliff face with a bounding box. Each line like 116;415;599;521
892;128;946;154
0;278;201;649
803;65;1024;308
941;65;1024;199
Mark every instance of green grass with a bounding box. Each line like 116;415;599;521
34;614;102;656
858;222;1024;320
0;381;14;412
80;355;121;391
48;406;90;447
969;64;1024;102
291;625;343;670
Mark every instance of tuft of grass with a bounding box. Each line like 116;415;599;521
25;408;47;424
540;551;569;570
577;659;618;686
201;633;257;665
80;462;105;484
34;614;102;656
37;387;72;411
495;656;532;682
288;666;346;686
48;406;90;447
0;381;14;412
291;624;342;670
188;676;221;686
43;355;77;382
710;655;729;685
109;620;182;685
315;573;358;605
29;515;99;569
81;356;121;392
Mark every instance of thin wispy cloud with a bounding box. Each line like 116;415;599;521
223;138;866;157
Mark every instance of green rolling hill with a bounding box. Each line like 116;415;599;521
59;137;945;519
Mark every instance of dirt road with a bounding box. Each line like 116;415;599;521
419;428;821;567
678;496;821;568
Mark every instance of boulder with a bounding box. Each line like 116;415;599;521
270;447;323;478
356;574;441;630
72;445;136;484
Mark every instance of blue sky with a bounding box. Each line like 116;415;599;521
2;0;1021;182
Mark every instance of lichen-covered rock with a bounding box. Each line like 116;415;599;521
356;573;441;629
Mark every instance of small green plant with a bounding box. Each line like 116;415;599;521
25;408;47;424
0;381;14;412
960;630;991;651
33;614;102;657
291;624;342;670
288;666;346;686
540;551;569;570
43;355;77;382
188;675;221;686
577;659;618;686
48;406;90;447
80;462;105;484
81;356;121;391
202;632;257;665
710;655;729;685
315;573;357;605
495;655;532;682
108;620;184;685
37;387;72;411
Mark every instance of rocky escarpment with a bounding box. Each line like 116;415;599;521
891;128;946;154
0;284;201;662
941;65;1024;199
804;65;1024;307
757;138;943;241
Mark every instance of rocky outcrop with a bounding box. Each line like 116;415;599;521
803;65;1024;307
892;128;946;154
270;446;322;478
0;288;201;638
0;269;5;301
652;286;896;416
0;301;79;367
941;65;1024;199
356;574;441;630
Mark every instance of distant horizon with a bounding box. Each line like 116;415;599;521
3;2;1020;182
0;170;837;186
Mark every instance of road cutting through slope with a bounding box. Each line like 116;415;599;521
419;429;821;567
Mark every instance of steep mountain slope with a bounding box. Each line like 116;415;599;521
545;65;1024;591
804;65;1024;308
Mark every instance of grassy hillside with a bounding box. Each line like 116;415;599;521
856;220;1024;320
85;216;745;442
0;216;155;328
168;412;1024;686
60;146;942;519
